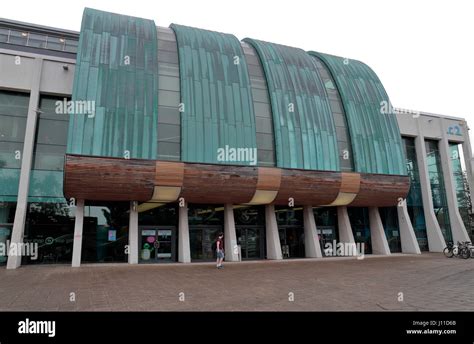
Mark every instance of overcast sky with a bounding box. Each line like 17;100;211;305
3;0;473;139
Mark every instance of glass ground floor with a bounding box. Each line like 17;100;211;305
1;201;410;266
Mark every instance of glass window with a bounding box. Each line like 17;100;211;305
28;33;47;48
158;63;179;77
0;202;16;265
157;40;178;53
379;207;401;253
256;117;273;133
81;202;130;263
32;144;66;171
64;39;78;53
22;202;75;265
313;207;338;256
403;137;429;250
35;119;68;145
257;150;275;166
188;204;224;261
158;51;179;64
425;139;452;242
0;91;29;117
158;90;180;107
0;142;23;169
158;76;180;92
253;102;271;118
157;142;180;160
251;88;270;103
256;133;274;150
0;115;26;142
8;30;28;45
158;106;180;125
449;143;472;235
157;123;180;143
347;207;372;254
0;28;10;43
46;36;65;51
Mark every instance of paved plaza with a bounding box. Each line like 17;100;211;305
0;253;473;311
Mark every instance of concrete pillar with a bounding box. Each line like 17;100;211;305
128;201;139;264
7;59;43;270
178;202;191;263
439;120;470;243
337;206;355;244
303;205;322;258
461;128;474;213
224;204;239;261
414;127;446;252
265;204;282;260
71;199;85;267
397;200;421;254
369;207;391;255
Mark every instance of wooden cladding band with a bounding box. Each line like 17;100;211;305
63;155;155;202
63;155;410;206
349;173;410;207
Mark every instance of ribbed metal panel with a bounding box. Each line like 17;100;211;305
67;8;159;159
244;39;339;171
309;52;406;175
241;41;275;167
170;24;257;165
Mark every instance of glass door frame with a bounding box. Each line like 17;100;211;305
278;225;305;259
189;225;223;262
139;225;177;263
235;225;266;260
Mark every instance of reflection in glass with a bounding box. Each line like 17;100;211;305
402;137;429;250
276;206;305;258
449;143;472;239
235;206;265;259
188;204;223;261
425;140;452;242
347;207;372;254
313;207;339;256
81;202;129;263
379;207;401;253
23;202;75;265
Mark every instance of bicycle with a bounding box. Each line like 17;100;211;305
443;241;470;259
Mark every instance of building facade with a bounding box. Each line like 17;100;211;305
0;8;472;269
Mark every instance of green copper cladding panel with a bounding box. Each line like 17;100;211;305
170;24;256;165
309;52;406;175
67;8;158;159
244;39;339;171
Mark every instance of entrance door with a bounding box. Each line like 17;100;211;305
189;225;222;261
139;226;176;263
236;226;265;260
278;226;305;259
317;226;337;256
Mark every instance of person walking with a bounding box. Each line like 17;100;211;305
216;232;225;269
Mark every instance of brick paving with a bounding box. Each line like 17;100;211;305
0;253;473;311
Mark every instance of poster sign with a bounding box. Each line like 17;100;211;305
108;230;116;241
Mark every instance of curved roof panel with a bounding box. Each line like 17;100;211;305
67;8;159;159
308;52;406;175
244;39;339;171
170;24;256;165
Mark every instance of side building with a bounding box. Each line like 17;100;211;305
0;9;472;269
